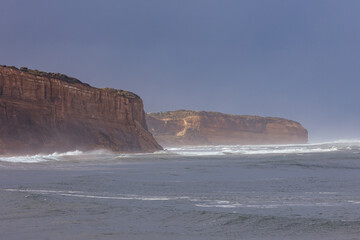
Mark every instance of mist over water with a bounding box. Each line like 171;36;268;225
1;140;360;239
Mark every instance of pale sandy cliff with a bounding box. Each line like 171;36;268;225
146;110;308;146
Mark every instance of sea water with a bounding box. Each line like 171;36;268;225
0;141;360;239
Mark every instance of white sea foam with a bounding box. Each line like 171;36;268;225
0;152;74;163
4;188;352;210
4;189;191;201
167;142;347;157
0;149;114;163
172;151;226;156
0;139;359;163
195;203;287;209
5;189;278;207
195;202;340;209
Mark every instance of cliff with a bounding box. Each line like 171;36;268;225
0;65;162;155
146;110;308;146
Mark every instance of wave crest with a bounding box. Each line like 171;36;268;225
0;140;359;163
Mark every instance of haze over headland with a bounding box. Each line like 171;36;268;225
1;0;359;142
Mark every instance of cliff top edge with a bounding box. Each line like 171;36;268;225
0;65;139;99
147;110;303;124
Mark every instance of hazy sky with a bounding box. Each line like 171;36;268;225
1;0;359;141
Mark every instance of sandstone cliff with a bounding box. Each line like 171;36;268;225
146;110;308;146
0;65;162;155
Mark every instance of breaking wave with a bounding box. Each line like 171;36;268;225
0;150;113;163
0;140;359;163
167;140;360;156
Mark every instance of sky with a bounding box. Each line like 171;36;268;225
0;0;359;142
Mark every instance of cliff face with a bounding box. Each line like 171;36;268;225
146;110;308;146
0;66;162;155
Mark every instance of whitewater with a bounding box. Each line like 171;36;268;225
1;140;360;240
0;140;359;163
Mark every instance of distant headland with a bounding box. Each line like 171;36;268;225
146;110;308;146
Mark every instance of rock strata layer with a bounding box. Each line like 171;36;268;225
146;110;308;146
0;65;162;155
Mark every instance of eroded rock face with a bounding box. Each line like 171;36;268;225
146;110;308;146
0;66;162;155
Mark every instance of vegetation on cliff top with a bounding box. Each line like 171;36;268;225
0;65;89;86
148;110;305;127
148;110;265;120
148;110;199;120
0;65;139;99
102;87;139;99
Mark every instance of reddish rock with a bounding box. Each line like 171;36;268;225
0;65;162;155
146;110;308;146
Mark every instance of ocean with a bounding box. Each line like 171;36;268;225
0;141;360;240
